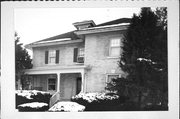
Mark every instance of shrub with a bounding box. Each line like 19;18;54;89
16;93;33;108
143;103;168;111
18;102;49;112
30;92;52;104
71;92;128;111
16;90;52;110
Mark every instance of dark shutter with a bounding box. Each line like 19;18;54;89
45;51;48;64
73;48;78;62
56;50;59;64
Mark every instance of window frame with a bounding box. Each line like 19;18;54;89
74;47;85;63
106;74;121;84
47;78;57;91
78;47;85;57
48;50;56;64
109;38;121;58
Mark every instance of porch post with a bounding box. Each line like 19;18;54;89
81;71;84;92
57;73;60;92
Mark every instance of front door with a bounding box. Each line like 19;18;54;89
60;74;82;100
76;77;82;94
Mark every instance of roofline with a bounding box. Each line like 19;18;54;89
73;20;96;27
24;65;87;75
96;18;131;27
34;38;71;44
25;39;83;49
74;24;129;35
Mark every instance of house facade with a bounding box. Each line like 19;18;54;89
24;18;130;101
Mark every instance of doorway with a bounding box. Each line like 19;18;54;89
76;77;82;94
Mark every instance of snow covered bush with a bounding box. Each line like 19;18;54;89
71;92;129;111
16;90;51;99
72;92;119;103
16;90;52;109
71;92;122;107
18;102;49;112
48;101;85;112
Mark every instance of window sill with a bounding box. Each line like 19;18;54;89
45;63;58;65
106;56;119;59
74;62;84;65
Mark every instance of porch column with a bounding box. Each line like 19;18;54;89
17;79;22;90
57;73;60;92
81;71;85;92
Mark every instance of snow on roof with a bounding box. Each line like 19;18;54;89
28;31;79;46
79;23;130;31
96;18;131;26
18;102;48;108
73;20;96;26
33;38;71;44
49;101;85;112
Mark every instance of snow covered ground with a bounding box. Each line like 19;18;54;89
18;102;48;108
49;101;85;112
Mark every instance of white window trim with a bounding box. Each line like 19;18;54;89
48;50;56;64
107;56;120;59
78;47;85;57
47;77;57;91
106;73;121;85
75;47;85;64
108;38;121;58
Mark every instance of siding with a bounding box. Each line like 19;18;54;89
84;31;126;92
32;42;84;68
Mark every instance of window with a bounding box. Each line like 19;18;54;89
78;48;85;57
48;78;56;91
74;47;84;63
45;50;59;64
107;74;119;83
49;50;56;64
109;39;121;57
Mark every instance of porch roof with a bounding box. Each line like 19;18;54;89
24;65;89;75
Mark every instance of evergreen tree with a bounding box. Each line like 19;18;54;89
106;8;168;110
15;32;33;89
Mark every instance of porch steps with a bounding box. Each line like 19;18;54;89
49;91;61;108
49;91;71;108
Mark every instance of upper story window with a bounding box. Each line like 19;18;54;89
109;38;121;57
78;48;85;57
74;47;84;63
49;50;56;64
45;50;59;64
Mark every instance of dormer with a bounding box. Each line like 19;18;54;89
73;20;96;30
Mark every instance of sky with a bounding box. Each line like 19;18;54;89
14;8;141;46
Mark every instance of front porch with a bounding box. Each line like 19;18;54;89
23;65;87;106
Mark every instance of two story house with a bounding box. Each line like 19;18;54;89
24;18;131;102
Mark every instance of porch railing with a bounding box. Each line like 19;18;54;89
49;91;61;108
